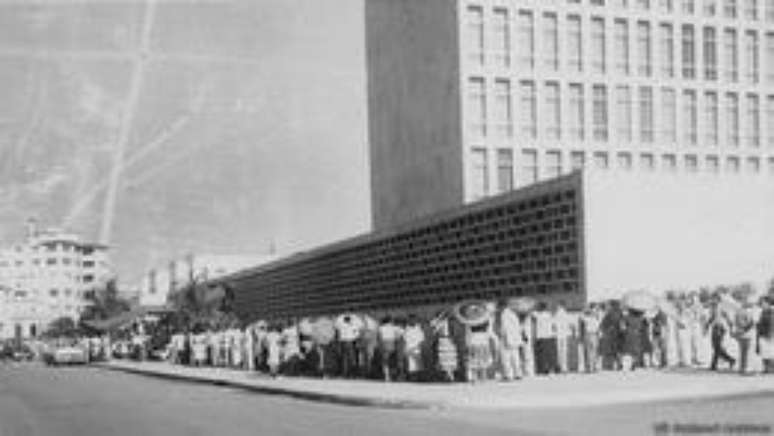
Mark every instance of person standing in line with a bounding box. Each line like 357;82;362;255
377;315;400;381
358;315;379;378
465;311;498;383
264;324;282;378
533;302;558;375
554;301;572;373
757;297;774;374
579;303;601;373
734;301;757;375
433;314;458;382
516;311;536;378
403;315;426;382
621;309;645;371
335;313;362;378
244;324;255;371
651;309;670;368
281;320;301;376
499;301;524;381
707;304;736;371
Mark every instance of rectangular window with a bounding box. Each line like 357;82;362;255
467;6;484;65
727;155;741;173
704;27;717;80
727;92;740;146
683;0;697;11
468;78;486;137
494;79;512;137
766;33;774;84
545;82;561;140
470;147;488;199
705;91;719;146
638;0;652;9
705;0;718;15
591;17;606;74
521;149;538;184
685;154;699;172
769;157;774;174
662;154;678;172
682;25;696;79
706;155;720;173
661;88;677;143
746;93;760;147
683;90;698;145
496;149;513;193
545;150;562;178
616;85;633;142
725;28;738;82
519;81;537;139
660;0;674;12
641;153;656;171
493;8;510;67
592;85;609;141
639;86;654;143
744;31;759;84
614;19;630;75
568;84;585;141
567;15;583;72
617;152;633;170
744;0;759;18
747;156;760;173
768;0;774;20
767;95;774;147
660;23;674;78
543;13;559;71
725;0;738;17
638;21;652;77
517;11;535;69
593;151;609;169
570;151;586;171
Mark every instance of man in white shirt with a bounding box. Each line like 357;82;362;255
335;313;362;378
533;302;558;375
554;302;573;373
499;302;523;381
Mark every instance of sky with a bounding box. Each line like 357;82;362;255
0;0;371;286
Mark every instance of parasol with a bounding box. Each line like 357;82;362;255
452;300;492;327
508;297;537;314
310;316;336;345
622;290;658;312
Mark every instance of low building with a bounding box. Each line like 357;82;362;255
217;170;774;321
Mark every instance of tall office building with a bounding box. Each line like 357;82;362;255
366;0;774;229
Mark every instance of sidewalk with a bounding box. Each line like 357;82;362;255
95;360;774;410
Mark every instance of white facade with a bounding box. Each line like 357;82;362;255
0;222;111;339
583;169;774;301
461;0;774;203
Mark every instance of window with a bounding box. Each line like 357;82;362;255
685;154;699;172
704;27;717;80
592;85;608;141
727;92;740;146
744;31;759;83
683;90;698;145
662;154;678;172
726;155;741;173
638;22;652;77
543;13;559;71
517;11;535;69
591;17;606;74
683;0;696;12
468;78;486;137
521;149;538;184
593;151;609;169
614;19;630;75
767;95;774;147
746;156;761;173
769;157;774;174
545;82;561;140
659;0;674;10
768;0;774;20
493;8;510;67
641;153;656;171
638;0;652;9
617;152;633;170
744;0;759;18
724;0;738;17
46;258;56;266
746;93;760;147
467;6;484;65
567;15;583;72
494;79;512;137
682;25;696;79
659;23;675;77
639;86;654;143
470;147;489;199
545;150;562;178
62;258;71;266
570;151;586;171
568;84;585;141
705;91;719;146
725;29;738;82
661;88;677;143
519;80;537;138
616;85;633;141
496;149;513;193
766;33;774;84
706;155;720;173
49;288;58;297
704;0;718;15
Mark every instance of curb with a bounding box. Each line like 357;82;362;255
93;363;438;410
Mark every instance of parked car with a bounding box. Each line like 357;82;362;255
43;343;88;365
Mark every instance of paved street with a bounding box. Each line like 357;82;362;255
1;363;773;436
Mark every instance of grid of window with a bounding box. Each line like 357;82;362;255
705;91;720;146
468;78;486;137
520;80;537;139
543;13;559;71
682;25;696;79
521;149;538;184
494;79;513;137
638;21;652;77
725;28;738;82
591;17;606;74
746;93;760;146
660;23;675;78
704;27;717;80
661;88;677;143
567;15;583;73
616;85;633;142
640;86;654;143
592;85;609;141
471;147;489;200
467;6;484;66
493;8;510;67
568;84;585;141
727;92;740;146
614;19;630;75
683;90;698;145
744;30;759;83
497;149;514;193
518;11;535;69
545;82;562;140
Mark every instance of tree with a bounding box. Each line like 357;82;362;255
45;316;78;338
80;278;131;322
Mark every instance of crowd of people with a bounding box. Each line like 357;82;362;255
149;291;774;382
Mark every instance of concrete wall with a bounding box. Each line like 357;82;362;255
365;0;464;230
583;170;774;301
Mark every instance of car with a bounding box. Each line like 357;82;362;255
43;344;88;365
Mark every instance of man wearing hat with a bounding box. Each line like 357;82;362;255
499;300;523;381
